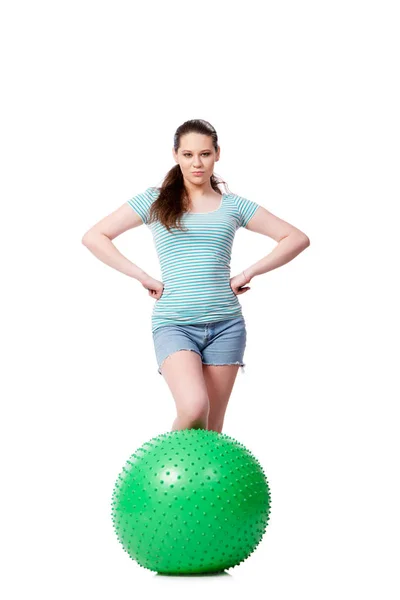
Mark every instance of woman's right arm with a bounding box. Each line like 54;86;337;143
81;203;148;283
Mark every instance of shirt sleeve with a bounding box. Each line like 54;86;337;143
233;194;261;228
126;187;159;225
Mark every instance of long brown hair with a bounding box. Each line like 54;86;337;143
148;119;230;233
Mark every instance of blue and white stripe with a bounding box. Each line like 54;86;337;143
127;187;260;333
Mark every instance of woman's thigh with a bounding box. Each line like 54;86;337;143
152;324;210;419
152;324;204;375
160;350;210;420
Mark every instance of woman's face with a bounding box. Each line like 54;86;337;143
173;132;220;187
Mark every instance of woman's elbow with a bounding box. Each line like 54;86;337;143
81;231;99;245
81;228;104;245
293;231;310;248
81;233;92;245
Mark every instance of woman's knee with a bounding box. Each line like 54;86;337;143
178;400;209;423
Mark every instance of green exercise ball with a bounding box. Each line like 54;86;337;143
111;428;271;574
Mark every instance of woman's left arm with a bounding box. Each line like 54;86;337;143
243;206;310;281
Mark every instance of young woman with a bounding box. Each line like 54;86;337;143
82;119;310;434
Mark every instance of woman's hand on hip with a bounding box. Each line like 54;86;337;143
230;271;252;295
141;274;164;300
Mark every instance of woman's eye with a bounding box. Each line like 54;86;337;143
184;153;210;157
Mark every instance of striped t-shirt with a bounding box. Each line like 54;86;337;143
127;187;260;334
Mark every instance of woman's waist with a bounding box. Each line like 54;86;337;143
157;283;236;301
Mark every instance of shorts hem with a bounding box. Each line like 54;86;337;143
157;348;202;375
158;356;246;375
202;361;246;374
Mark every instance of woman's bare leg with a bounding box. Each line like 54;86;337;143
159;349;210;431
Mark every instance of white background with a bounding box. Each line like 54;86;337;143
1;1;399;598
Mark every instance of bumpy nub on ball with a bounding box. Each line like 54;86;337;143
111;428;271;575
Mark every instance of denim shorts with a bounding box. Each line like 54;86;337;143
152;316;247;376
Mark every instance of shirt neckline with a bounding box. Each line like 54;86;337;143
185;193;226;215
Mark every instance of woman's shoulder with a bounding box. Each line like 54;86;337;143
143;186;160;199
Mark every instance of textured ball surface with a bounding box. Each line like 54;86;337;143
111;429;271;574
